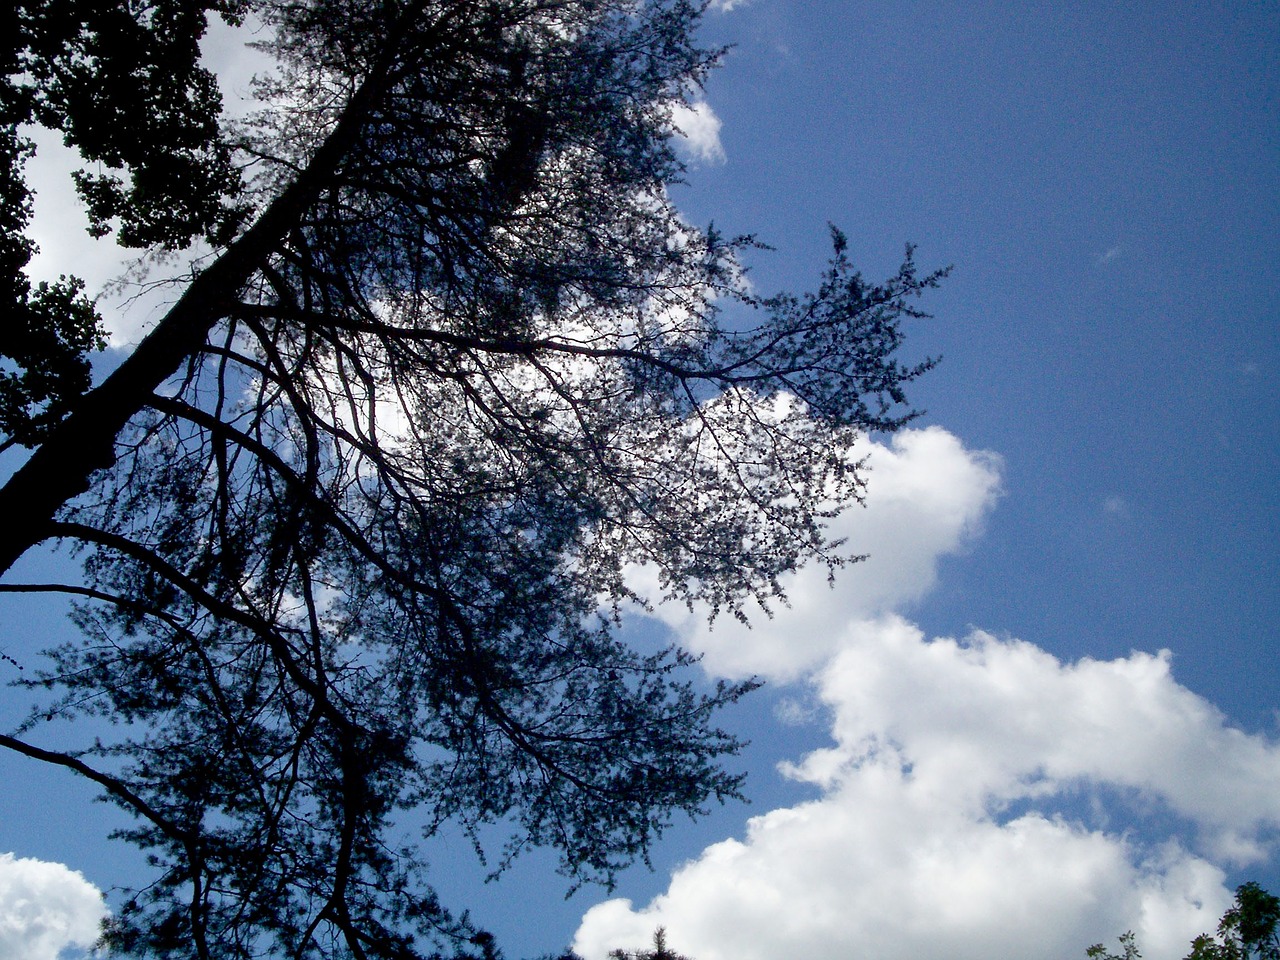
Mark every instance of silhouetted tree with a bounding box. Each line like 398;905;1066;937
1;1;942;957
609;927;692;960
1186;883;1280;960
4;0;245;447
1088;931;1142;960
1088;883;1280;960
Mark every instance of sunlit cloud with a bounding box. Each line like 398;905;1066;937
636;426;1003;681
0;853;107;960
670;100;727;165
575;615;1279;960
575;427;1278;960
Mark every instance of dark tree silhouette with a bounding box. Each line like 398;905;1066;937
1186;883;1280;960
1;1;943;957
608;927;693;960
4;0;244;447
1088;883;1280;960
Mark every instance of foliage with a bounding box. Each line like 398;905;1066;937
0;118;103;448
9;0;248;247
3;1;252;444
1088;883;1280;960
1088;931;1142;960
1;1;944;957
1185;883;1280;960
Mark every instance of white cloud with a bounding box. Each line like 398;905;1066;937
0;853;107;960
807;621;1280;862
575;427;1280;960
639;426;1002;681
575;619;1277;960
670;100;727;165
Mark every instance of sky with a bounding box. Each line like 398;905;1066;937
2;1;1278;958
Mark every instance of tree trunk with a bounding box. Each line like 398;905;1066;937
0;63;387;578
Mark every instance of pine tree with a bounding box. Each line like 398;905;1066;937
1;2;942;956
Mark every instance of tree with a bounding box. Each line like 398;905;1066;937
1;1;943;957
1087;883;1280;960
554;925;691;960
4;0;244;447
1088;931;1142;960
608;927;693;960
1185;883;1280;960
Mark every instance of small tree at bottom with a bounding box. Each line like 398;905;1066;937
1088;883;1280;960
608;928;692;960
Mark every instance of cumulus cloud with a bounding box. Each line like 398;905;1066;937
575;619;1279;960
808;621;1280;862
670;100;727;165
0;853;107;960
641;426;1003;681
575;427;1280;960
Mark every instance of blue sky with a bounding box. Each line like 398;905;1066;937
2;2;1277;958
